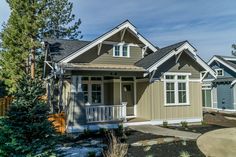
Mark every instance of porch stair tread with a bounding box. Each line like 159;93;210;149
129;125;201;140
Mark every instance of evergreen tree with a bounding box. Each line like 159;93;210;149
0;0;82;93
232;44;236;56
0;75;58;156
42;0;82;39
0;0;48;92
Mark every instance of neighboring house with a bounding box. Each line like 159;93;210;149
203;55;236;111
44;20;215;132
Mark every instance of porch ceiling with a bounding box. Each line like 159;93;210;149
62;63;147;72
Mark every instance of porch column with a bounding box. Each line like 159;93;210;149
113;78;121;105
212;86;217;108
67;75;86;132
233;84;236;109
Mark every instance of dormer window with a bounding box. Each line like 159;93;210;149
216;69;224;76
113;43;130;57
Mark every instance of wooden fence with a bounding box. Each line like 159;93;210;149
48;112;66;134
0;96;13;116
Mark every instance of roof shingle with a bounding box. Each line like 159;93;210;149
45;38;90;62
135;40;187;69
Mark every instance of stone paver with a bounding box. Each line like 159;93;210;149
129;125;201;140
197;128;236;157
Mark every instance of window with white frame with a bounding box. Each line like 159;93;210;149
113;44;130;57
82;84;89;103
164;74;189;105
91;84;101;103
80;76;103;105
114;45;120;56
202;85;212;108
216;69;224;76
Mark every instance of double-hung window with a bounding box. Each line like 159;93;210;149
82;84;89;103
164;74;189;105
91;84;101;104
81;77;103;105
113;44;129;57
114;45;120;57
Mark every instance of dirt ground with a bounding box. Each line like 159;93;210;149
126;112;236;157
126;130;205;157
203;111;236;127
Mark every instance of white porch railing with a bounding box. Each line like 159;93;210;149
85;102;127;123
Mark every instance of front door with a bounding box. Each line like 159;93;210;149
122;83;134;116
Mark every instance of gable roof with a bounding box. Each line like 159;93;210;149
208;55;236;72
45;38;90;62
136;40;215;77
135;40;188;69
59;20;158;63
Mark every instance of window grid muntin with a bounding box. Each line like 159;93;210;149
164;74;189;105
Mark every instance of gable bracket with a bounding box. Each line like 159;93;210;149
142;46;148;58
121;27;127;42
175;51;183;63
200;71;208;81
149;69;157;82
97;42;102;55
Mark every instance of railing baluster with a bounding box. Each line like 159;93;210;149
85;104;126;123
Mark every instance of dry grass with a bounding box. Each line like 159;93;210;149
103;132;128;157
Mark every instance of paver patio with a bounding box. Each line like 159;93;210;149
129;125;201;140
197;128;236;157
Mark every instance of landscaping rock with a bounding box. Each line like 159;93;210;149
131;142;143;146
146;140;158;146
163;137;175;143
59;146;103;157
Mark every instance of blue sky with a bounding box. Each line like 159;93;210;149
1;0;236;61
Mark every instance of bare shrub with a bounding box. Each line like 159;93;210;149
103;131;128;157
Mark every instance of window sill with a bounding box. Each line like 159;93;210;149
164;104;190;107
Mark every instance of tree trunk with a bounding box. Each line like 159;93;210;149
31;49;35;79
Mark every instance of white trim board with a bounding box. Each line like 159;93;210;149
124;118;202;127
60;20;157;63
208;56;236;73
67;118;202;132
67;124;120;133
147;42;216;77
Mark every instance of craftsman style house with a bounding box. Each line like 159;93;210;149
44;20;215;132
202;55;236;111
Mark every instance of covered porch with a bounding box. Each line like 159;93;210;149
61;63;148;127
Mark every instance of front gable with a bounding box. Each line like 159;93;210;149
69;31;152;65
136;41;215;78
153;51;205;79
60;20;157;63
209;60;236;78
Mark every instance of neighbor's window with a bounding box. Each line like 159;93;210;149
216;69;224;76
92;84;101;104
113;44;129;57
164;74;189;105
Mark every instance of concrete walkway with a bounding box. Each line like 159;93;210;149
197;128;236;157
129;125;201;140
